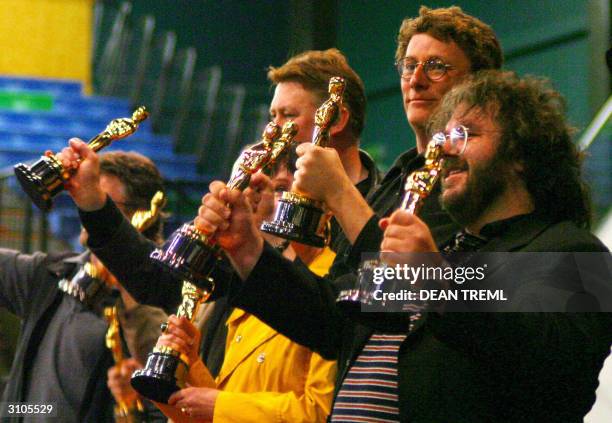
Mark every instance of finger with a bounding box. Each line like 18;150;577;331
388;209;417;225
296;142;314;156
168;390;184;406
156;334;191;354
209;180;227;196
250;172;273;192
222;188;250;211
176;317;200;343
68;138;93;160
197;204;227;228
202;193;231;218
166;323;196;347
379;217;390;231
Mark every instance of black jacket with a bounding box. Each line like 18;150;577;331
229;149;612;422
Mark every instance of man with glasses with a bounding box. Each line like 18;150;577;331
375;69;612;421
192;7;506;422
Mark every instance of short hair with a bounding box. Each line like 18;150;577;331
267;48;366;138
396;6;503;72
430;70;591;228
99;151;166;241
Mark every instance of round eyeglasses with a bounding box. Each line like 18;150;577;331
396;58;455;81
433;125;469;155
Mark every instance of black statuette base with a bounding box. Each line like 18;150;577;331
131;351;187;403
261;198;326;247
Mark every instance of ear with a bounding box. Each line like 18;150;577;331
330;106;351;136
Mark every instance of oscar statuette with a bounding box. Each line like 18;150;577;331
14;106;149;211
131;121;298;403
101;190;165;422
104;306;146;423
261;76;346;247
335;135;446;328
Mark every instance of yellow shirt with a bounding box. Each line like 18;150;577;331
213;247;337;423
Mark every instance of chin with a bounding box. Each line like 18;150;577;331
407;111;431;131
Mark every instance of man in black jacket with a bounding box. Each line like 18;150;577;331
196;70;612;421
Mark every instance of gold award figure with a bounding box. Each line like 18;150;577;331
102;191;164;422
336;137;446;317
261;76;346;247
104;306;145;423
14;107;149;211
133;120;299;404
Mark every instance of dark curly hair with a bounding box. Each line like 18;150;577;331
396;6;503;72
99;151;166;242
429;70;591;228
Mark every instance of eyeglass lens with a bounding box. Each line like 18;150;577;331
433;126;468;155
398;59;448;80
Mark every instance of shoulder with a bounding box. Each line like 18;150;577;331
527;221;608;252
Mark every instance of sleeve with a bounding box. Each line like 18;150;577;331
332;214;383;277
213;352;337;423
0;248;49;318
229;243;345;359
80;197;233;311
80;197;182;311
117;299;168;364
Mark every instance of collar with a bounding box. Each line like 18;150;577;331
377;147;421;187
356;149;382;197
479;213;536;239
477;212;553;252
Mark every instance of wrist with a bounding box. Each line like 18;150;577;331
229;235;264;281
76;189;107;212
326;176;352;214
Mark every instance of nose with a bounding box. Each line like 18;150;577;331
438;134;457;156
409;63;428;88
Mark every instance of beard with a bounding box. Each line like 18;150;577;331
440;153;509;227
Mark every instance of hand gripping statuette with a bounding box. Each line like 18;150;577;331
132;121;298;403
14;107;149;211
336;136;445;324
261;76;346;247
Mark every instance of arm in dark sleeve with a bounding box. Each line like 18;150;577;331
0;248;49;318
79;197;182;311
329;215;383;279
229;242;346;359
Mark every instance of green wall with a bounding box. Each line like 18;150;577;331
337;0;608;167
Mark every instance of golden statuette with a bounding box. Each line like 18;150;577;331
336;136;446;315
14;106;149;211
104;306;145;423
312;76;346;147
130;191;166;232
261;76;346;247
134;120;299;404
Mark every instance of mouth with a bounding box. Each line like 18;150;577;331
442;164;467;182
408;98;435;104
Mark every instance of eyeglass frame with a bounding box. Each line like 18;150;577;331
432;125;470;155
395;57;456;81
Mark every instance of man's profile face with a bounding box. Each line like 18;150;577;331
401;33;471;133
269;81;319;143
440;105;510;225
79;174;130;246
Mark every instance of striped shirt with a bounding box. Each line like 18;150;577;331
331;333;407;422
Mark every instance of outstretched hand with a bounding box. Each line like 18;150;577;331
55;138;106;211
194;181;264;280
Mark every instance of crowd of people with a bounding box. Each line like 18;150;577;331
0;5;610;423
